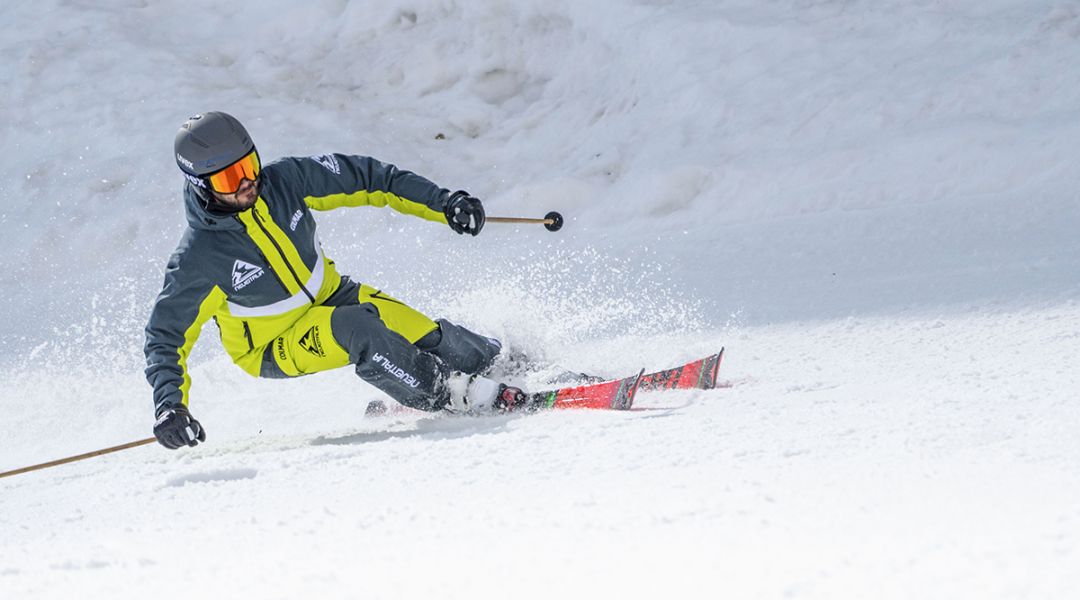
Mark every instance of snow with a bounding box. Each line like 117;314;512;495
1;1;1079;598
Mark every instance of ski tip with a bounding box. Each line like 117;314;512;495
610;368;645;410
625;368;646;410
700;349;725;390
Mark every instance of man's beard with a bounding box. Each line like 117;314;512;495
205;181;259;215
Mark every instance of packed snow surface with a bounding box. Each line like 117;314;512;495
2;1;1079;598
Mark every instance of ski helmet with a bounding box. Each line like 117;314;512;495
174;111;258;193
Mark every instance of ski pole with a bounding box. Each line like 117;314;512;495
486;211;564;232
0;437;157;480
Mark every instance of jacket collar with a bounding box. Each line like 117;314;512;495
183;183;246;231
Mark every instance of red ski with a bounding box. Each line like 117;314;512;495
529;369;645;411
528;348;724;411
637;348;724;392
364;350;724;418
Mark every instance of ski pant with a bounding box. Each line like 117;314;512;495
257;277;501;411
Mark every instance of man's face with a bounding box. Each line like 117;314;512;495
212;177;258;210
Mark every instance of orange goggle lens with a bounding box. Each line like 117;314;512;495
207;151;260;194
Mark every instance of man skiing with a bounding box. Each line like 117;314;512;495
145;111;525;450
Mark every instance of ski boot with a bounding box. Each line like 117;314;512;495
446;373;532;414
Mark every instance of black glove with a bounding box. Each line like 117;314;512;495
153;405;206;449
444;190;485;236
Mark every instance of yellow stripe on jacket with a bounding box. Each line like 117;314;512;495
304;190;447;224
177;286;227;406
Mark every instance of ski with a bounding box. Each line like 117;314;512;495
528;368;645;411
364;350;723;419
365;369;646;418
637;348;724;392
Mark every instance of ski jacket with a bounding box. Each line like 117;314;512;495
144;154;451;413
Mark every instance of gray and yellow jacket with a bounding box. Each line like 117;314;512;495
144;154;451;413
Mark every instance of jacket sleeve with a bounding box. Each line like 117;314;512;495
144;241;226;415
283;154;452;224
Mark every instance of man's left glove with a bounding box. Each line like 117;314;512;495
153;405;206;450
444;190;485;236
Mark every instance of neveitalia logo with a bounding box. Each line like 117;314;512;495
232;260;265;290
310;154;340;175
371;352;420;388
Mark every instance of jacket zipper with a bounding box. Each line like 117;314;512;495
242;321;254;351
250;244;291;295
252;209;315;303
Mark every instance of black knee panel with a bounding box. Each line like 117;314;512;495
331;303;451;410
426;319;502;374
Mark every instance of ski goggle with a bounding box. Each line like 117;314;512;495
205;150;260;194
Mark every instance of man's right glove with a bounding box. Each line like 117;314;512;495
444;190;485;236
153;405;206;449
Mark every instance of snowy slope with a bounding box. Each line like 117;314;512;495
2;1;1079;598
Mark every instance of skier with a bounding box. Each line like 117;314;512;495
145;111;526;450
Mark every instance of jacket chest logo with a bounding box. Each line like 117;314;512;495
232;259;265;290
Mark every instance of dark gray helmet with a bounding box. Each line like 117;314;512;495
174;111;254;177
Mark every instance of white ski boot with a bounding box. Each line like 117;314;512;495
446;373;529;413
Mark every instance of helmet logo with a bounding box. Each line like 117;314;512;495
182;172;207;189
176;153;195;170
200;152;245;171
